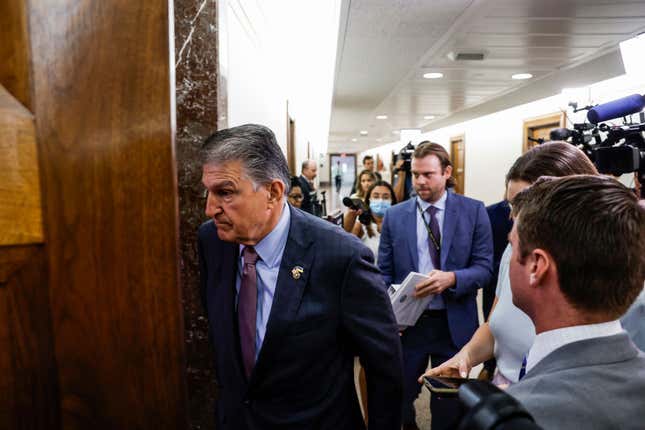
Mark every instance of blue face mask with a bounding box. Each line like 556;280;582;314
369;199;391;217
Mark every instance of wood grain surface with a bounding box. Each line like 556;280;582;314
0;85;44;246
26;1;188;428
0;0;32;109
0;245;60;430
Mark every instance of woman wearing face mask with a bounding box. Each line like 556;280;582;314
348;180;397;263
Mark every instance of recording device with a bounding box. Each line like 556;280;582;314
342;197;372;225
324;209;343;227
550;94;645;197
457;381;542;430
423;378;542;429
587;94;645;124
393;142;415;174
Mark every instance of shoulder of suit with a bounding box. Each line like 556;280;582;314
449;192;484;207
291;207;364;251
198;219;216;238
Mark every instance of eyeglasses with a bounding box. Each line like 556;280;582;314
288;194;304;201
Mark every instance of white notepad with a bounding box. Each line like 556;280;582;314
388;272;434;327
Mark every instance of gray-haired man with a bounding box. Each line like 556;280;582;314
197;124;403;429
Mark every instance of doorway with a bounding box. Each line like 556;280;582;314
450;135;465;195
328;153;357;211
522;112;565;153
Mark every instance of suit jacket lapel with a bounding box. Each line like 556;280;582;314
213;241;246;383
406;199;419;271
441;192;458;269
250;207;314;382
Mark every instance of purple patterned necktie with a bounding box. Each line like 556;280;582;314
426;206;441;269
239;246;259;379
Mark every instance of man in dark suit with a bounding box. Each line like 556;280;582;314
298;160;317;214
198;124;403;430
507;175;645;429
378;142;493;430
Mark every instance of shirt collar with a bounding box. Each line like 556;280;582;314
239;202;291;269
526;319;624;373
416;190;447;212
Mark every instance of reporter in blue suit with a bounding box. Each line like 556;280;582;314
198;124;403;430
378;142;493;430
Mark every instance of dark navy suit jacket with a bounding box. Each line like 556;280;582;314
378;193;493;348
484;200;513;319
198;206;403;430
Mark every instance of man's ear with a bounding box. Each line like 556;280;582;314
267;180;285;203
529;248;551;288
444;165;453;179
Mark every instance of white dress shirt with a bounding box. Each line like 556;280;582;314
416;191;447;309
525;320;624;374
237;203;291;360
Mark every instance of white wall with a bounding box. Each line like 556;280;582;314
361;74;645;205
225;0;340;182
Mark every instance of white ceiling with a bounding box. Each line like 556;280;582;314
329;0;645;153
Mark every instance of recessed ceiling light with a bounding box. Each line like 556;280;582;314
392;130;400;135
423;72;444;79
512;73;533;80
424;115;436;120
360;130;368;135
351;138;357;142
376;115;388;120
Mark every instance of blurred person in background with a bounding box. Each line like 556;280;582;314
288;177;304;209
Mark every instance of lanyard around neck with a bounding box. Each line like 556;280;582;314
416;200;441;252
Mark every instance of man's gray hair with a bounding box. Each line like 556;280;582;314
201;124;291;194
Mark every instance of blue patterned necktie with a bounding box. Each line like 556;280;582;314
239;246;259;379
426;205;441;269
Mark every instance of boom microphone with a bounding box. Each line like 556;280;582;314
587;94;645;124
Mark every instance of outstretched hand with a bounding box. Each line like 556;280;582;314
418;349;473;383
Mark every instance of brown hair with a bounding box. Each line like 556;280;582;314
413;141;456;188
512;175;645;318
506;141;597;187
355;169;378;199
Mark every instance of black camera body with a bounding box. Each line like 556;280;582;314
342;197;372;225
394;142;415;174
550;98;645;197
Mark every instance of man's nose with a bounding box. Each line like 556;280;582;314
205;193;220;218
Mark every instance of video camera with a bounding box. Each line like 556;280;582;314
457;381;542;430
552;94;645;197
393;142;415;174
342;197;372;225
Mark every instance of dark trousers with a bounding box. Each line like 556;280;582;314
401;310;462;430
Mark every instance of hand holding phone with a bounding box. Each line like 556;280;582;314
423;376;474;396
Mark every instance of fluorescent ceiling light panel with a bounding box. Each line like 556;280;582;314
423;72;444;79
512;73;533;80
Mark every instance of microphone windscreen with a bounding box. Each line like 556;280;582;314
342;197;354;208
587;94;645;123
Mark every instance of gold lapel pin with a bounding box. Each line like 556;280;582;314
291;266;304;280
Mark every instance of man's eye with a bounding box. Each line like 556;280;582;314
218;190;233;197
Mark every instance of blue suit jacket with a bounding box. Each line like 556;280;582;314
378;192;493;348
198;206;403;430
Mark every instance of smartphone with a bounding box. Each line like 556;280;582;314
423;376;474;395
